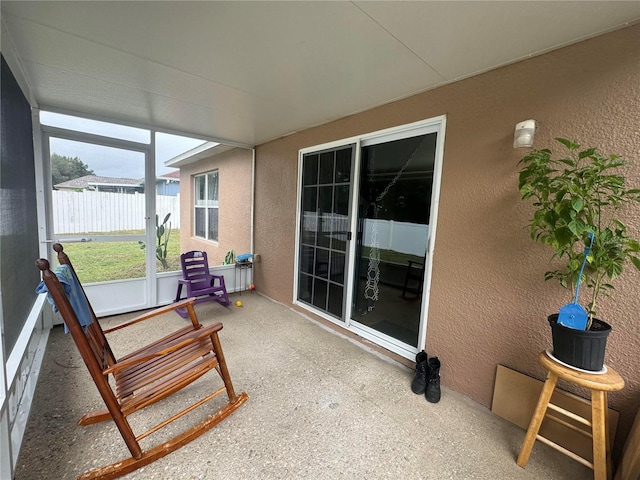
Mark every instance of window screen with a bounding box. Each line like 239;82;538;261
1;54;41;354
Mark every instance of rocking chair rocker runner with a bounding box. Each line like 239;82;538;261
36;244;248;480
175;250;231;317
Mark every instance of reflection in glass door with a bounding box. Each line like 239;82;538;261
297;146;354;319
351;133;437;348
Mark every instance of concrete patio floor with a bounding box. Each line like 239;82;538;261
14;293;590;479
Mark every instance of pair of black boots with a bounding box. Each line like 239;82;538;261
411;350;441;403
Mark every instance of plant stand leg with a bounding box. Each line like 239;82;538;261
591;390;610;480
517;371;559;468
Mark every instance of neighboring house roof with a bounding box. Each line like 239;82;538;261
55;174;143;189
158;170;180;181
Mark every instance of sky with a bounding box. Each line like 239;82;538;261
42;111;206;178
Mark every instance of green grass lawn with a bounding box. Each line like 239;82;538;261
60;230;181;283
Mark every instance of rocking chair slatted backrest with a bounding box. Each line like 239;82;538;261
183;250;212;285
174;250;231;317
36;244;248;480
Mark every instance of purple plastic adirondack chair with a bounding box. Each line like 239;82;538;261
174;251;231;317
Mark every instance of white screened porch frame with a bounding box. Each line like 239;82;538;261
0;105;254;479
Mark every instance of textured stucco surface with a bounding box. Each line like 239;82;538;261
253;24;640;455
179;147;253;265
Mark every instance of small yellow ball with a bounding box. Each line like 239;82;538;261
235;300;243;307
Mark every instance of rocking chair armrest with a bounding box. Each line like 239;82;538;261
102;321;224;375
103;298;198;334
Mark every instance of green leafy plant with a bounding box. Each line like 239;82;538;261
518;138;640;328
139;213;172;269
223;250;235;265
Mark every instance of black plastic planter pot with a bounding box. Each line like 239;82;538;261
548;314;611;372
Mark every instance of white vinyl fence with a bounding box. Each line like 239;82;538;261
303;212;428;257
53;190;180;234
362;219;428;257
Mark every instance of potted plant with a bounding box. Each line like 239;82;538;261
518;138;640;371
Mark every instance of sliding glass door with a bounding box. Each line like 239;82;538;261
295;117;445;359
351;133;436;347
297;145;354;320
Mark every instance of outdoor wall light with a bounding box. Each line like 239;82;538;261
513;119;536;148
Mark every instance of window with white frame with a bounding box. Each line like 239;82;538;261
194;171;219;241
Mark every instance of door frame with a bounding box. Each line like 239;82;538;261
294;142;357;321
41;124;157;316
293;115;447;360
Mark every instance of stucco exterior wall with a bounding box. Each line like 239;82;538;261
179;147;253;266
253;24;640;452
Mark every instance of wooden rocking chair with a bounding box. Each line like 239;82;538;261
174;250;231;318
35;244;248;480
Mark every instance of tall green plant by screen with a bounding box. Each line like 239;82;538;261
139;213;172;269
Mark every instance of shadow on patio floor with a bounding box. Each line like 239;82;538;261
15;293;590;479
